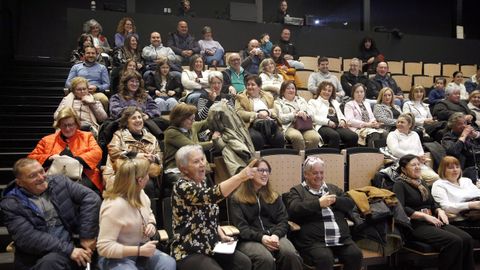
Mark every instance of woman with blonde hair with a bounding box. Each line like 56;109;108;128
29;107;103;194
54;76;107;136
97;157;176;270
230;159;302;270
373;87;402;132
259;58;284;97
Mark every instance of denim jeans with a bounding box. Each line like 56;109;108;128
98;250;176;270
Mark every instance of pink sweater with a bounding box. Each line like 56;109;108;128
97;191;155;258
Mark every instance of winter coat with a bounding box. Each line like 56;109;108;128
0;175;101;270
28;130;103;191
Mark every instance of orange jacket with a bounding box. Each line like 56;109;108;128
28;130;103;191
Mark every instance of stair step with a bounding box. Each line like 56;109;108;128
0;252;14;270
0;86;65;96
0;104;58;113
0;95;62;105
0;152;30;167
2;78;66;87
0;138;39;150
0;169;14;186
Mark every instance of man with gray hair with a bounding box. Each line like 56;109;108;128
442;112;480;169
340;58;369;97
0;158;101;270
285;156;362;270
433;82;476;123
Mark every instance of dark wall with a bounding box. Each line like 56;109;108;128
6;1;480;65
65;8;480;65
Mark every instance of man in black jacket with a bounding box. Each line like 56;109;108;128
278;28;304;69
366;61;403;104
340;58;369;97
0;158;101;270
285;157;362;270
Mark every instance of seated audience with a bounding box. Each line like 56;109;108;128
0;158;101;270
102;107;162;204
171;145;254;270
177;0;195;17
467;90;480;127
275;0;289;23
70;33;95;65
197;71;234;120
181;54;210;104
241;39;265;75
83;19;112;56
403;85;440;138
466;68;480;92
259;33;273;58
230;159;303;270
65;45;109;111
113;34;143;70
308;57;345;100
222;53;249;94
114;17;138;48
393;154;474;270
145;58;181;112
432;82;476;123
340;58;368;97
275;81;321;150
373;87;402;132
198;26;225;67
432;156;480;239
259;58;284;97
235;75;285;150
428;77;446;106
109;71;166;137
285;156;363;270
387;113;439;184
97;157;176;270
163;104;217;197
442;112;480;169
167;20;200;65
54;77;107;136
142;31;179;71
452;71;468;100
367;61;403;104
271;45;297;85
344;83;385;147
278;28;304;69
29;107;103;194
308;81;358;149
359;36;381;74
111;59;139;94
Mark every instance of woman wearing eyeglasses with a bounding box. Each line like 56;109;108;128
230;159;303;270
97;157;176;270
28;107;103;195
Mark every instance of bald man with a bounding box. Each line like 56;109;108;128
166;20;200;65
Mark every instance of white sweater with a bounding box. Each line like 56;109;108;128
432;177;480;214
386;129;424;159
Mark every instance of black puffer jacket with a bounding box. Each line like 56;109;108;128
0;175;101;269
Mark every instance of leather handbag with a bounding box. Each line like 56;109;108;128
47;155;83;180
293;116;313;132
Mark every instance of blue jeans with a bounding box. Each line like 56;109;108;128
155;97;178;112
98;250;176;270
204;48;225;66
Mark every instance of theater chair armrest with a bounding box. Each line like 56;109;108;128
220;225;240;236
288;221;301;231
158;230;169;242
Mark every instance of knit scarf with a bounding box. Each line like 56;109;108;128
399;173;429;202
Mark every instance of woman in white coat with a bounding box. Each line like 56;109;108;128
308;81;358;148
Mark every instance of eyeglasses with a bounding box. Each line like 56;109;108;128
257;169;271;174
60;123;77;129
